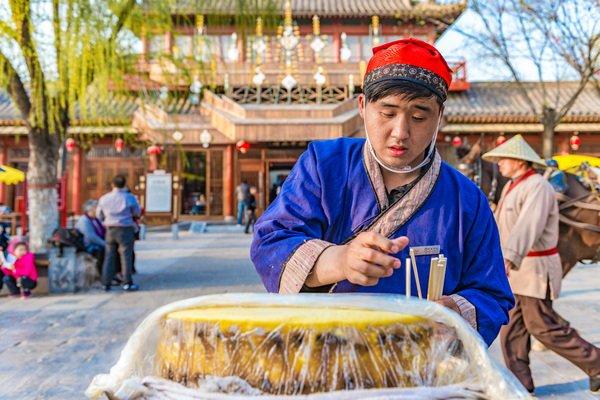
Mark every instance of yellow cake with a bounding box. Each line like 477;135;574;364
156;305;467;395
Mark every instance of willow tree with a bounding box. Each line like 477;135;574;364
0;0;284;252
0;0;139;252
442;0;600;158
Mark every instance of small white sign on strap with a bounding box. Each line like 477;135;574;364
410;245;441;256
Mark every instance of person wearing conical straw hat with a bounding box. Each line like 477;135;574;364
251;38;515;347
482;134;600;394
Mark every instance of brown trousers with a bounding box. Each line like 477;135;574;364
500;292;600;391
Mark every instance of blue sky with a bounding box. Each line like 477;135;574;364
435;8;580;82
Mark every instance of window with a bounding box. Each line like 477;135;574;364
174;35;193;57
320;35;335;63
298;35;335;63
360;35;374;61
246;35;274;64
208;35;235;61
344;35;361;62
181;151;207;215
340;35;376;61
149;35;166;57
384;35;404;43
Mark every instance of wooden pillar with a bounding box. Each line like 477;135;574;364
223;144;235;221
140;36;148;63
333;24;341;63
165;31;173;54
71;146;83;214
0;139;6;204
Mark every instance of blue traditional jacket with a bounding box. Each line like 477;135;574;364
251;138;514;346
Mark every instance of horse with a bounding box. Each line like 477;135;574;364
456;139;600;277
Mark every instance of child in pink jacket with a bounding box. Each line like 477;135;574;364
1;241;37;298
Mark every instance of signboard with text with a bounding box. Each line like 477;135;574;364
145;171;172;213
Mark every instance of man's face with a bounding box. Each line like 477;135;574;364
498;158;527;178
358;93;442;169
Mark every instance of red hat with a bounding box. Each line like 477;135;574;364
363;37;453;100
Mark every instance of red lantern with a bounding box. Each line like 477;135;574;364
65;138;76;153
451;136;462;148
569;133;581;151
147;144;162;155
115;138;125;153
236;140;251;154
496;134;507;146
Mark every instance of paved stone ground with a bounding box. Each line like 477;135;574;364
0;230;597;399
489;261;600;399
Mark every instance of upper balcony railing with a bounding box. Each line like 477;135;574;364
140;57;470;94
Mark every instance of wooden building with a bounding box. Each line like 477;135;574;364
1;1;599;225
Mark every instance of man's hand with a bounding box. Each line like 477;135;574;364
435;295;460;314
504;259;516;277
340;232;408;286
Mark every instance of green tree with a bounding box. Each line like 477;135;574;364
0;0;138;252
0;0;280;252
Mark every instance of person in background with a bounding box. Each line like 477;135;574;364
235;180;250;225
0;226;10;293
483;135;600;394
97;175;141;292
127;188;141;275
76;200;106;277
269;184;279;204
244;187;258;234
0;202;11;215
0;241;37;298
0;202;11;231
191;194;207;215
0;225;10;256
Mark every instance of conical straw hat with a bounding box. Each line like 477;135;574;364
481;134;546;167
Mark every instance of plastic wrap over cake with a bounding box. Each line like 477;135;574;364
86;293;530;399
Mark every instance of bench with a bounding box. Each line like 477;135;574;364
33;253;49;295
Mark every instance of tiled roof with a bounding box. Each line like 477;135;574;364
0;92;196;126
445;82;600;123
0;92;141;126
2;81;599;128
169;0;466;18
0;92;22;123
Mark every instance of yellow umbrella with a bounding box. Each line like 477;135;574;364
552;155;600;172
0;165;25;185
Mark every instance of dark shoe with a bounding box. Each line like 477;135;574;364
590;375;600;392
103;285;111;292
20;290;31;299
122;283;139;292
113;273;124;284
110;278;123;286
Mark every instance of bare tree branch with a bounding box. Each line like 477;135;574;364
467;1;540;115
512;0;549;106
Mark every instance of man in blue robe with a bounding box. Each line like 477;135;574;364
250;38;514;346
